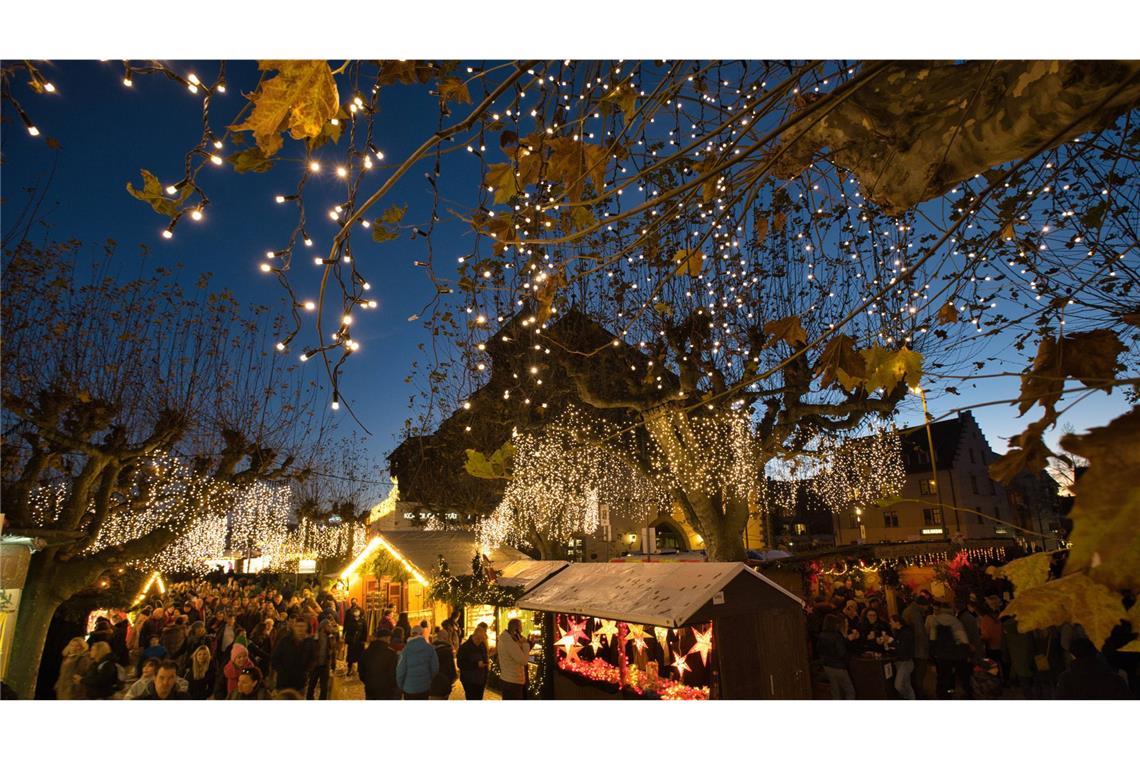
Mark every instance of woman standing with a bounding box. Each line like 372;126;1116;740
81;641;120;699
343;606;367;677
184;645;218;700
55;638;91;700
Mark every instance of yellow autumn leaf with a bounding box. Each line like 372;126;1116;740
990;552;1053;594
860;345;923;392
813;334;866;391
1060;407;1140;590
673;249;703;277
763;315;807;348
1003;572;1126;648
231;60;340;157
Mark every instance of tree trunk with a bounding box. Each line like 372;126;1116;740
644;407;750;562
6;552;101;699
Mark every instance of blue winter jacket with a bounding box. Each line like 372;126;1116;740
396;636;439;695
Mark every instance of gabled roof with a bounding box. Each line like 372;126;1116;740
377;530;529;579
494;560;569;592
898;416;965;473
514;562;803;628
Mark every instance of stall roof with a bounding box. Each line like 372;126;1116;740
514;562;803;628
495;560;569;592
377;530;529;579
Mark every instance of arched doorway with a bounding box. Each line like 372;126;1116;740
651;519;689;552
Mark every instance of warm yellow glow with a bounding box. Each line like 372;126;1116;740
339;536;383;579
134;571;165;605
374;536;428;585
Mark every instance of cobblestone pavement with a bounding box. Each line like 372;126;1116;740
331;668;500;700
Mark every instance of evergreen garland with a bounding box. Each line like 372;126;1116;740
429;554;524;608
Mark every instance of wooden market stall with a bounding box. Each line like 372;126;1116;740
514;562;811;700
337;529;528;635
463;559;568;648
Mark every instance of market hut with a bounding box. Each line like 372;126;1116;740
514;562;810;700
458;559;568;647
337;529;528;634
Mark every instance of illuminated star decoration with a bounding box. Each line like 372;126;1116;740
671;646;691;682
626;623;649;653
555;618;589;661
686;625;714;668
594;618;619;642
588;634;605;655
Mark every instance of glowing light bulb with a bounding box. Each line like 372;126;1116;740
336;166;348;178
299;353;309;362
260;263;272;272
314;257;324;266
368;300;377;308
123;77;133;87
209;154;223;165
217;84;226;93
188;73;201;86
303;237;313;247
190;209;203;221
303;301;316;311
362;282;371;291
27;126;40;136
275;195;286;204
44;82;56;93
166;185;179;195
331;400;340;410
342;315;353;325
309;161;320;173
275;342;286;352
162;229;173;239
374;150;385;160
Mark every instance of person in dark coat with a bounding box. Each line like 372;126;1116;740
271;618;313;692
429;631;458;699
227;666;270;700
817;614;856;699
359;630;400;699
110;612;130;666
1055;638;1130;699
81;642;120;699
888;615;916;699
457;624;490;700
342;605;367;676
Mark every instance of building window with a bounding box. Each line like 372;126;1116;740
793;523;808;536
568;537;585;562
971;475;979;495
919;478;936;496
883;511;899;528
923;508;942;526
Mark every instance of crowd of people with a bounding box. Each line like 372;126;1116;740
51;577;530;701
806;582;1135;700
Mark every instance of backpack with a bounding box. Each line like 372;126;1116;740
932;623;961;660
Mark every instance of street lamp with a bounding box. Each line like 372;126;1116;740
911;386;948;537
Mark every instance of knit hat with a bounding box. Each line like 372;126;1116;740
229;643;249;663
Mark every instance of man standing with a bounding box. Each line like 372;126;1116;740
271;618;312;693
306;615;339;700
396;625;439;699
927;601;972;698
497;618;534;700
359;630;399;699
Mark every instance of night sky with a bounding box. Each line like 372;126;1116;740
3;60;1131;479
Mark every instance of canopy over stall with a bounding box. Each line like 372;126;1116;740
515;562;811;699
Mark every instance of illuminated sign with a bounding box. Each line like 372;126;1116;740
298;558;317;574
921;528;945;535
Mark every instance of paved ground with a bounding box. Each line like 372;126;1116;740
331;667;500;700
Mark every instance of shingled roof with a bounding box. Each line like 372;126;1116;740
378;530;529;578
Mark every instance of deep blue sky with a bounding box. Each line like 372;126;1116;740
3;60;1131;473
